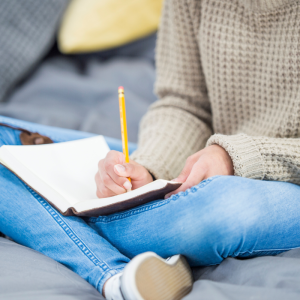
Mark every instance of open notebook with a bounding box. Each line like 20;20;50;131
0;136;181;216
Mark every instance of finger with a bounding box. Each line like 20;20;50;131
100;162;129;193
114;163;146;181
100;171;128;194
95;171;117;198
173;155;199;183
165;162;205;198
96;159;127;195
104;161;132;191
106;150;126;164
96;184;118;198
95;161;104;190
98;151;131;192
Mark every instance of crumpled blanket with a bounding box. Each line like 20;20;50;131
184;248;300;299
1;236;300;300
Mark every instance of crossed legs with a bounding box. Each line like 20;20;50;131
1;119;300;295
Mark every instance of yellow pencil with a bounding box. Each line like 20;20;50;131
118;86;131;183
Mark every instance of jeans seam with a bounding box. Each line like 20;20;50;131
168;176;218;201
22;183;112;273
89;199;170;223
90;176;220;223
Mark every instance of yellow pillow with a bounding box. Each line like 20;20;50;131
58;0;163;53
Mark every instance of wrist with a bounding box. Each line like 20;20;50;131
215;144;234;175
207;144;234;176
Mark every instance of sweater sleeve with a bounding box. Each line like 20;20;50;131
130;0;212;180
207;134;300;185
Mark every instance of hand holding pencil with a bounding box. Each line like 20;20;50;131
94;87;153;198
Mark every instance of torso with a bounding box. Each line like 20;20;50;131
199;0;300;138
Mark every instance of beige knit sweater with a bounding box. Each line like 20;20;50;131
131;0;300;184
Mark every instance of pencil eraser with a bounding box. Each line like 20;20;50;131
118;86;124;90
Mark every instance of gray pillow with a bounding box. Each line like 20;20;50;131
0;0;69;102
0;237;104;300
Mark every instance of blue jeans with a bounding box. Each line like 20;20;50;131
1;116;300;294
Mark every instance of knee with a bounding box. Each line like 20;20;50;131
174;176;261;261
199;176;261;235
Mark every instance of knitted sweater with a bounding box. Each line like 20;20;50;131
131;0;300;184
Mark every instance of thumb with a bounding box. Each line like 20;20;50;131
174;156;198;183
165;162;205;199
114;163;145;180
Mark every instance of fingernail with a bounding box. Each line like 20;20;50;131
164;193;171;199
171;178;178;182
115;164;125;174
123;181;132;191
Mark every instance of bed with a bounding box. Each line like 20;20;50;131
2;237;300;299
1;1;300;299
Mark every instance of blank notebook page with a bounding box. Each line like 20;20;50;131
6;136;110;205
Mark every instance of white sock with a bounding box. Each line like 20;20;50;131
104;273;124;300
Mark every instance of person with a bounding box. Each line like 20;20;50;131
1;0;300;299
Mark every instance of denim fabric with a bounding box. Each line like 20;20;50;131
1;116;300;293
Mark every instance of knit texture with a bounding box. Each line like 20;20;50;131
0;0;69;102
131;0;300;184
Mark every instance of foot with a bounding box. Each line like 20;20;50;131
105;252;193;300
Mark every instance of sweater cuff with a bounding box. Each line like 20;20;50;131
206;134;265;179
